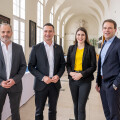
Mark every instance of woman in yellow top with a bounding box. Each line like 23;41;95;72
67;27;96;120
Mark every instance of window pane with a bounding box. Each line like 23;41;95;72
20;22;25;32
40;4;43;27
21;0;25;9
13;19;19;42
40;0;43;4
20;32;24;40
20;22;25;50
20;9;25;19
13;0;19;6
20;0;25;19
20;40;25;47
14;19;19;30
13;31;19;40
37;2;40;26
13;4;19;17
40;29;43;42
37;28;40;44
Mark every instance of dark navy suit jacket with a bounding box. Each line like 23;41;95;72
96;36;120;88
28;42;65;91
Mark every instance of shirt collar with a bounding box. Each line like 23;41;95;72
1;41;12;47
44;41;54;47
105;36;115;44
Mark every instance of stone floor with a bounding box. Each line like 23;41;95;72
7;71;105;120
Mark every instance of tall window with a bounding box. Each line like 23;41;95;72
37;0;43;44
13;0;25;52
57;17;60;45
49;7;53;24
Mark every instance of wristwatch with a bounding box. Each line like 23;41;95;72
113;84;117;90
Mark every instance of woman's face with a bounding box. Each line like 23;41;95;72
76;30;86;44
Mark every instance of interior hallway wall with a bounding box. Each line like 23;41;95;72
64;15;99;54
109;0;120;38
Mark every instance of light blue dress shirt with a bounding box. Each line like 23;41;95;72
100;36;115;75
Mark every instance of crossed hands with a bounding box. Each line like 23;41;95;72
1;79;15;88
43;75;59;84
70;72;83;81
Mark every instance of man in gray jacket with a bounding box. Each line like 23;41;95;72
0;23;26;120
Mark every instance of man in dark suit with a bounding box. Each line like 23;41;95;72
28;23;65;120
0;23;26;120
96;19;120;120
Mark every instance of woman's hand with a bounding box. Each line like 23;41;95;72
70;72;76;77
72;73;83;80
70;72;83;81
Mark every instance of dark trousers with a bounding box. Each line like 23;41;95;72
35;83;60;120
0;89;22;120
100;82;120;120
69;81;91;120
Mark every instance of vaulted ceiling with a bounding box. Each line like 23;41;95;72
45;0;110;25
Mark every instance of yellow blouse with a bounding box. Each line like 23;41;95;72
74;48;84;71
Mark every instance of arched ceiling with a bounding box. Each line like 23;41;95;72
46;0;110;26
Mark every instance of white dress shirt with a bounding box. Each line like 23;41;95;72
1;41;12;79
44;41;54;78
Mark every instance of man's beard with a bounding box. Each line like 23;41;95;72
0;36;11;43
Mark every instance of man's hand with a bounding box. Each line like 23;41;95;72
1;80;11;88
52;75;59;83
6;79;15;87
95;84;100;93
43;76;52;84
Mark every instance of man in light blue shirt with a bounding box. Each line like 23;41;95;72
96;19;120;120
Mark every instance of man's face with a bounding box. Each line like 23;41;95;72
43;26;54;42
0;25;12;43
102;22;116;40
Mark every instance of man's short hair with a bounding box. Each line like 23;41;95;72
43;23;54;31
102;19;117;29
0;23;12;31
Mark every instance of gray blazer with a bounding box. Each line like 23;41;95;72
28;42;65;91
0;42;27;92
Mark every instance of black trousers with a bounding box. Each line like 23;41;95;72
69;80;91;120
0;89;22;120
100;82;120;120
35;83;60;120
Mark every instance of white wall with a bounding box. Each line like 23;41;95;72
109;0;120;38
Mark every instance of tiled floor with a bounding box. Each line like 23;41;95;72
7;71;105;120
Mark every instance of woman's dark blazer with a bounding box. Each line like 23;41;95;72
66;43;96;82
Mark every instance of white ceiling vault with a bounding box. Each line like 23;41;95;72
45;0;110;25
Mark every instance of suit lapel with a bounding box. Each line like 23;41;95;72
103;38;116;64
41;42;49;68
73;44;77;66
0;42;5;65
53;43;57;74
10;42;16;76
82;44;87;64
0;42;7;79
